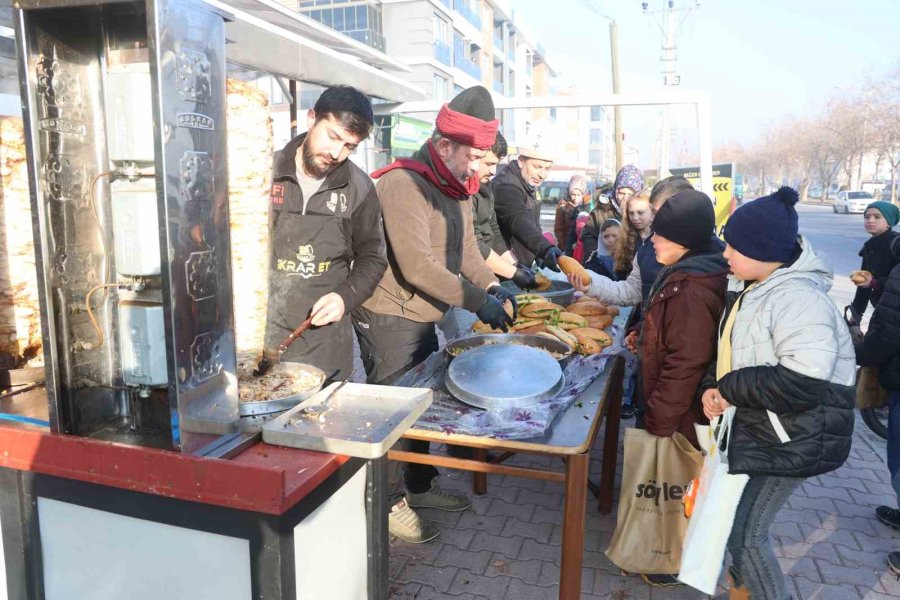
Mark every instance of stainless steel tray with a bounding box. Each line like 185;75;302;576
445;344;564;411
262;383;432;459
238;362;327;417
501;279;575;306
445;333;572;366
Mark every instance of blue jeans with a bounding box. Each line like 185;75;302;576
727;475;803;600
888;391;900;502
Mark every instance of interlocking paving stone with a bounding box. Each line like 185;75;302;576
387;407;900;599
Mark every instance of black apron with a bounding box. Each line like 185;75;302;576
265;183;353;380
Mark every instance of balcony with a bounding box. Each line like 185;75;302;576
454;52;482;80
453;0;482;30
453;38;481;80
434;40;452;67
493;79;504;95
493;31;503;49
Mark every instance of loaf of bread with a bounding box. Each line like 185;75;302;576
558;256;591;286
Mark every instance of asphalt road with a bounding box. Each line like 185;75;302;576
540;202;870;313
796;203;869;313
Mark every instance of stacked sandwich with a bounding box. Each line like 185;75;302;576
472;294;619;356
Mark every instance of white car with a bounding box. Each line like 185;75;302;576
833;190;874;214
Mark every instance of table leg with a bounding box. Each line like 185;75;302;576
559;452;589;600
598;359;624;514
472;448;488;496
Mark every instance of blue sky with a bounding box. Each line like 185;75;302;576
514;0;898;167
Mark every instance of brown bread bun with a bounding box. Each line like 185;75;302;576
586;315;614;330
558;256;592;286
567;302;607;317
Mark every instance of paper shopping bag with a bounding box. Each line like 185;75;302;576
857;367;887;410
679;409;750;595
605;428;703;575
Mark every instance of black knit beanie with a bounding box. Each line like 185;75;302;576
651;189;715;251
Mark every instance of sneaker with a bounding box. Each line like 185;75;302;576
388;499;439;544
888;551;900;575
640;574;681;588
877;506;900;530
621;403;635;419
406;482;472;512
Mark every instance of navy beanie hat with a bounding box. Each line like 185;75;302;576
723;186;799;263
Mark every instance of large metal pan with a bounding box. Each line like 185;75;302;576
445;333;573;368
238;362;327;417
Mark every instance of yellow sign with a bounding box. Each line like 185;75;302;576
669;164;735;235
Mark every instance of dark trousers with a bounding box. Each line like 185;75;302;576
352;307;439;495
727;475;802;599
888;391;900;502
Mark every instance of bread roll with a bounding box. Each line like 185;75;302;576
850;270;871;284
545;325;578;348
557;312;589;330
520;302;564;319
570;328;613;346
576;338;602;355
567;301;607;317
587;315;614;330
558;256;591;286
534;272;552;291
606;306;620;317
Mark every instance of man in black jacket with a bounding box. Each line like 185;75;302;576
492;135;563;271
472;133;535;288
265;85;387;379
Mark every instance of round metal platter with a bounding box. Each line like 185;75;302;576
446;344;564;411
238;362;327;417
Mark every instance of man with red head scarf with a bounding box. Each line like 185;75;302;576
354;86;517;543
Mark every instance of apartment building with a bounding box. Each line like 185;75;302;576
299;0;553;147
295;0;614;176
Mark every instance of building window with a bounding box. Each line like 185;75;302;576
590;106;603;122
549;107;557;119
434;74;449;101
590;129;603;144
434;14;449;45
589;149;602;165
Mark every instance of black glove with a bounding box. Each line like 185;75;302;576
511;266;537;290
540;246;564;272
487;285;518;320
476;295;514;332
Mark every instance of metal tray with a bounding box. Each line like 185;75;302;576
445;333;572;367
445;344;564;411
501;279;575;306
238;362;327;417
262;382;433;459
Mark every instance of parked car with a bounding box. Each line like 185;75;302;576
833;190;874;214
538;180;571;205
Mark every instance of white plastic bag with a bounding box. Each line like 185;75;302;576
678;408;750;595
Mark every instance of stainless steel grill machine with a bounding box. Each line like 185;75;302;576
15;0;239;451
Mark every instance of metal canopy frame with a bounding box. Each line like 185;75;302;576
202;0;426;103
373;91;714;195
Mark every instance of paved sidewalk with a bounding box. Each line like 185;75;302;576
387;412;899;599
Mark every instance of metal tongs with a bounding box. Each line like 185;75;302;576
292;370;355;422
253;316;314;376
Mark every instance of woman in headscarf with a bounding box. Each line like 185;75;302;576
581;165;645;262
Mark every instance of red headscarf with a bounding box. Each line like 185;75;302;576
371;140;479;200
435;104;499;150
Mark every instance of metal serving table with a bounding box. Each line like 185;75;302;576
389;349;626;600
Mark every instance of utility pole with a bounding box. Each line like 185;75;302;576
578;0;623;174
609;20;623;172
643;0;700;178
